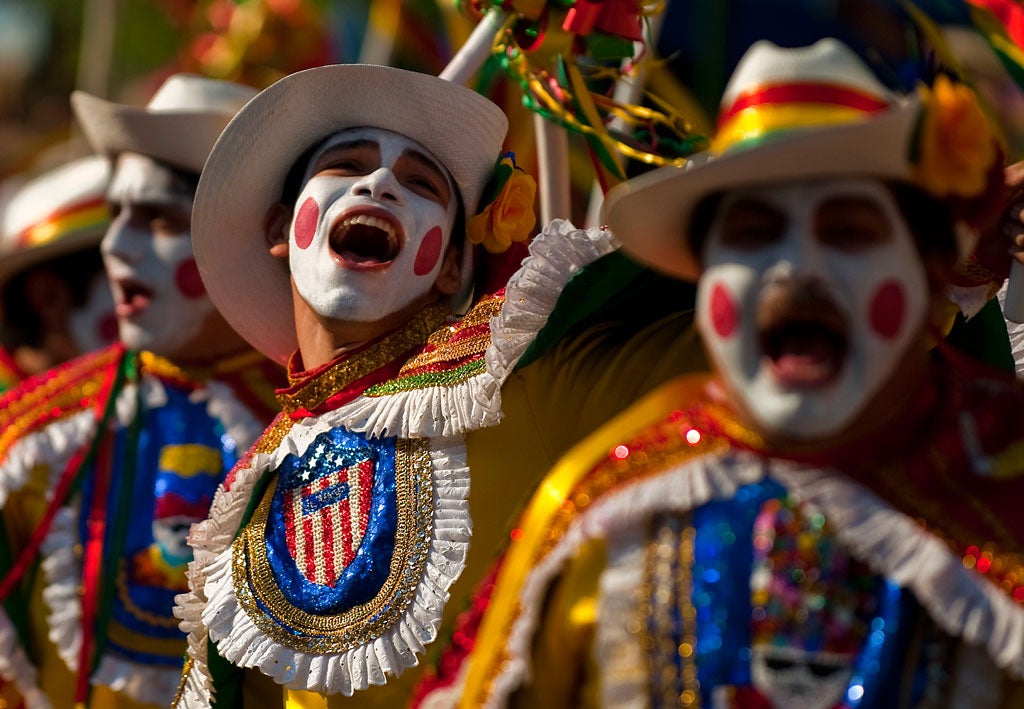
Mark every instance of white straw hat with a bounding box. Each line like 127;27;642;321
0;155;110;288
602;38;922;280
192;64;509;364
71;73;258;174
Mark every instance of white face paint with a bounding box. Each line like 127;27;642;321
67;271;118;353
696;179;928;439
102;154;218;358
287;127;459;323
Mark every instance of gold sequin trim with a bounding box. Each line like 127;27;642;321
253;414;296;455
277;304;450;413
398;332;492;372
388;293;503;374
139;348;269;382
232;438;434;653
172;655;194;706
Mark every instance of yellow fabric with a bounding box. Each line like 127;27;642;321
508;537;606;709
461;370;713;708
285;688;329;708
308;311;708;708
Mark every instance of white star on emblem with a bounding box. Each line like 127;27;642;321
300;469;312;482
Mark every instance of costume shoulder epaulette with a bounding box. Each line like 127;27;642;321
365;291;505;397
0;343;124;463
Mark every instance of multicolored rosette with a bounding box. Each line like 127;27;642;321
456;0;704;184
467;152;538;253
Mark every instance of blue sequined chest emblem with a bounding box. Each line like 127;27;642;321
234;430;435;651
264;428;397;614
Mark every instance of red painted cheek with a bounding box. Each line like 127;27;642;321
175;258;207;299
413;226;443;276
293;197;319;250
868;279;906;339
708;281;739;338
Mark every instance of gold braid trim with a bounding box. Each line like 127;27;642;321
277;304;450;414
232;438;434;652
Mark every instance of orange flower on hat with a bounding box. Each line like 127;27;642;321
912;75;997;199
467;154;538;254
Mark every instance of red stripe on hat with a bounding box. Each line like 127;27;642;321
719;83;890;127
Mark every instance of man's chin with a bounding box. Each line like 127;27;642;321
743;380;860;443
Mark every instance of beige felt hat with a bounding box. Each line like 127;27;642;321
0;155;111;288
191;64;509;364
71;73;258;174
602;38;924;281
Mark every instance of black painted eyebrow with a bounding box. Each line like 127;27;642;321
403;149;447;183
311;139;380;168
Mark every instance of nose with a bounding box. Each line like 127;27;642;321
351;167;401;202
768;221;828;283
101;211;146;264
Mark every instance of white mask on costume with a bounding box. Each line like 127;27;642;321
102;154;217;358
288;127;459;323
696;179;929;439
67;271;118;353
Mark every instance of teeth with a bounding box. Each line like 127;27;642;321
342;214;395;238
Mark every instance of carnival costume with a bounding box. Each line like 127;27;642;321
416;39;1024;708
0;155;115;386
0;343;283;708
164;63;641;705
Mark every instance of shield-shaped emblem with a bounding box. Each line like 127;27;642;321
281;445;376;587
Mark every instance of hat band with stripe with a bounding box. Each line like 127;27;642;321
712;82;893;154
16;196;111;250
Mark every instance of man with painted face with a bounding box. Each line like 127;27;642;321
422;39;1024;708
0;155;117;387
171;63;621;707
0;74;286;709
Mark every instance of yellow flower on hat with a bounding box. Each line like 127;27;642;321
467;154;538;254
913;75;997;199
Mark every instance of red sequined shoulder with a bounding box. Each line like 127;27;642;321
0;344;124;462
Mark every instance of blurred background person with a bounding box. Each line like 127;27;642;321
0;153;116;385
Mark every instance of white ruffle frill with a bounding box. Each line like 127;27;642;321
311;219;617;441
174;220;618;706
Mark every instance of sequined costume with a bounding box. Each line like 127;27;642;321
0;342;284;708
422;348;1024;708
173;221;653;706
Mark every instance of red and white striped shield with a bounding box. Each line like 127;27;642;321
283;455;375;586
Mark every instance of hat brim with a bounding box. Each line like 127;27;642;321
71;91;236;175
0;229;106;289
602;98;922;281
192;64;508;364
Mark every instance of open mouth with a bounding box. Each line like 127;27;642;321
758;288;848;388
329;212;401;269
113;278;154;318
